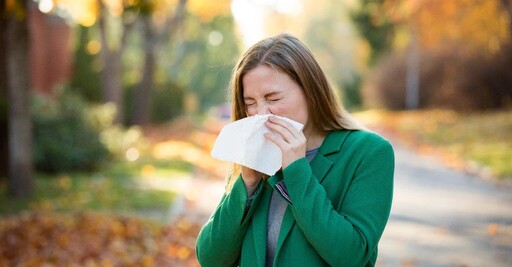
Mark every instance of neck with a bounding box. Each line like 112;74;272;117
306;130;326;151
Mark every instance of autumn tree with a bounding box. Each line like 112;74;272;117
350;0;395;65
361;0;511;110
2;0;33;197
54;0;163;124
55;0;232;124
132;0;187;125
0;1;8;179
50;0;135;123
403;0;510;53
503;0;512;36
302;0;364;109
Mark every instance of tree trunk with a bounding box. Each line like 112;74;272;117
6;0;33;198
502;0;512;34
406;27;420;110
133;0;187;125
133;16;155;125
0;2;9;180
97;1;125;124
99;46;124;124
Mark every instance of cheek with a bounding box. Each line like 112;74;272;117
288;104;309;125
267;104;284;116
269;103;304;121
246;106;257;116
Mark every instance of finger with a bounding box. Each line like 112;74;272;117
265;132;306;168
267;123;295;143
264;132;288;149
267;117;298;137
266;120;295;143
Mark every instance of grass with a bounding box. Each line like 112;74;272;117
0;115;224;223
0;157;194;221
0;117;214;266
355;109;512;179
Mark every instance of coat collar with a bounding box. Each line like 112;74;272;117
317;129;351;156
310;130;351;183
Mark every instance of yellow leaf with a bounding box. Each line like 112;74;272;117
141;255;154;267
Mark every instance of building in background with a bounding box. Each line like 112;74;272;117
28;4;73;95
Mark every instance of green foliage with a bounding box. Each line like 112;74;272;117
151;82;185;123
165;15;240;112
350;0;395;65
302;0;364;111
340;73;363;111
87;102;147;159
123;82;185;124
70;26;102;103
32;89;109;173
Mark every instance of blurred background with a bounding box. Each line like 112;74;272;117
1;0;511;266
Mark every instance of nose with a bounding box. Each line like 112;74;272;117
256;102;271;115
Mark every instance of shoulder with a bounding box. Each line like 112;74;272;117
346;129;390;145
328;129;391;147
332;129;394;156
320;129;394;157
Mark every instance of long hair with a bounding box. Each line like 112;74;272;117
226;33;364;189
231;33;362;131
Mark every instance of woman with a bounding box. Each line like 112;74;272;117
196;33;394;267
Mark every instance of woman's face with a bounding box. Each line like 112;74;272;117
242;64;309;128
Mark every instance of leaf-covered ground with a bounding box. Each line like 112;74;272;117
0;212;201;267
0;116;228;267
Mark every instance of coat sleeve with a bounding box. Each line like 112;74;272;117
283;136;394;267
196;175;264;267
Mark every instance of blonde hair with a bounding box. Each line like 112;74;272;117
226;33;363;189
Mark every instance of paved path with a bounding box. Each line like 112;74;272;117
172;140;512;267
378;143;512;267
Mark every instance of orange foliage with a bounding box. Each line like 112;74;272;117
416;0;509;53
51;0;98;26
385;0;510;54
187;0;231;22
5;0;27;19
52;0;231;26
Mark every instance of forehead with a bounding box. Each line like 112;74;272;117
242;65;296;96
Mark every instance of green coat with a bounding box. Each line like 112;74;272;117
196;130;395;267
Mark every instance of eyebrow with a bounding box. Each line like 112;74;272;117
243;91;283;101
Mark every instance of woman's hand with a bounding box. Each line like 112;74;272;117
264;116;307;169
241;166;262;197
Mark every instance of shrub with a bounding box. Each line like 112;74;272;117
124;82;185;125
364;43;512;111
32;90;109;173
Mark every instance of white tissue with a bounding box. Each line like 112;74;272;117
211;114;304;176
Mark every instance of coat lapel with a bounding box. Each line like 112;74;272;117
252;186;272;266
310;130;350;183
273;130;352;259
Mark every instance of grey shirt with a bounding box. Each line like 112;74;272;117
265;147;319;267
